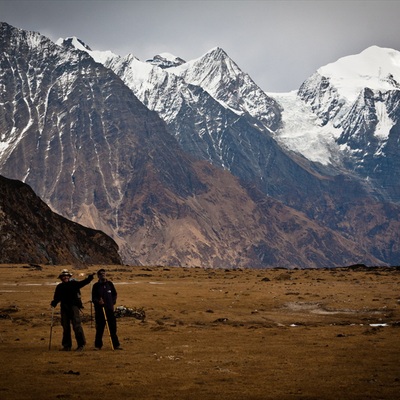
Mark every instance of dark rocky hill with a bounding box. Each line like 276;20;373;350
0;175;122;265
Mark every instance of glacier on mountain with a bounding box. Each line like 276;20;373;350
269;91;342;165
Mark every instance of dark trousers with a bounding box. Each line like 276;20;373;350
94;307;120;349
61;305;86;348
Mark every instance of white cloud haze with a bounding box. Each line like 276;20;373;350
1;0;400;92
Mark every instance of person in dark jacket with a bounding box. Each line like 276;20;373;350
92;269;121;350
51;269;94;351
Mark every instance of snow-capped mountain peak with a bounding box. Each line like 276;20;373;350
56;36;92;52
287;45;400;176
167;46;281;128
169;46;240;81
318;46;400;102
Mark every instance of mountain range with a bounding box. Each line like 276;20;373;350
0;22;399;268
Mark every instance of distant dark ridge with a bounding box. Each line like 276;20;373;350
340;264;399;272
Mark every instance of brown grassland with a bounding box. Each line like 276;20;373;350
0;264;400;399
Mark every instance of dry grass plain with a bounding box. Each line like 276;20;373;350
0;264;400;400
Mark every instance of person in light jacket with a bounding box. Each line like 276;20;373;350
91;269;121;350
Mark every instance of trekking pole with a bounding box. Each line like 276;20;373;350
90;281;93;328
49;307;54;350
102;306;114;350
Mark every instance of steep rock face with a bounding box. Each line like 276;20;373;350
300;81;400;203
169;47;282;130
296;74;343;127
0;175;122;265
297;47;400;203
337;89;400;202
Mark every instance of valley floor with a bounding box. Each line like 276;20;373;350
0;264;399;399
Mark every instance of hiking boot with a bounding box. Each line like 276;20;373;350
60;347;71;351
75;346;84;352
114;346;123;350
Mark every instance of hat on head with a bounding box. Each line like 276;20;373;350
97;268;106;276
58;269;72;279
